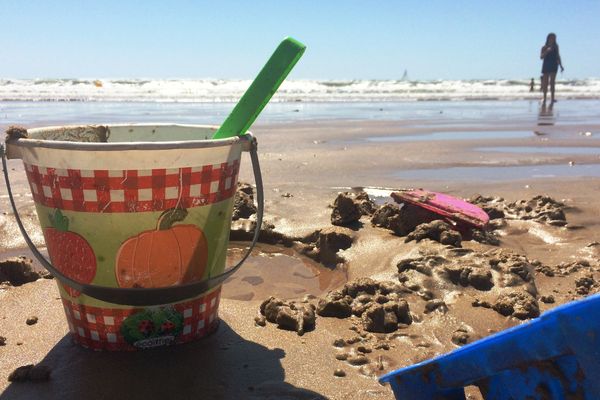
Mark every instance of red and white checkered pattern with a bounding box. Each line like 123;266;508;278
62;288;221;351
24;160;240;213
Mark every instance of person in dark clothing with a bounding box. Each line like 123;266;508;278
540;33;564;105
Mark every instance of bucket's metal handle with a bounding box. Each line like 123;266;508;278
0;137;264;306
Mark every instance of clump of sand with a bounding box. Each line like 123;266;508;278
470;194;568;225
258;297;316;336
317;278;413;333
0;257;47;286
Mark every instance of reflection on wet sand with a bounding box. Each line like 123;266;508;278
538;103;555;126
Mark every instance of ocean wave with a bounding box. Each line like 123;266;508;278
0;78;599;102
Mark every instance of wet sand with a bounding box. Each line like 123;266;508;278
1;113;600;399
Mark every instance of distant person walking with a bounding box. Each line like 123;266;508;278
529;78;535;92
540;33;564;105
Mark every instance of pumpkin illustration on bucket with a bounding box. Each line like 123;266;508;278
115;207;208;288
45;209;97;298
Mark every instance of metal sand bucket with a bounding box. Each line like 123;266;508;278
1;124;263;351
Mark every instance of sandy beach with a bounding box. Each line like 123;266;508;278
2;104;600;399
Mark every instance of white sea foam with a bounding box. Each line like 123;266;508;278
0;78;599;102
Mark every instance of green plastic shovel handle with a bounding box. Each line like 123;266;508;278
212;37;306;139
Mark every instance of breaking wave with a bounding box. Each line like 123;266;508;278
1;78;599;102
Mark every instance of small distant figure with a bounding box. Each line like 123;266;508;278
529;78;535;92
540;32;564;106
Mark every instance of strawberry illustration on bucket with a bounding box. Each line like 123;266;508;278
44;209;97;297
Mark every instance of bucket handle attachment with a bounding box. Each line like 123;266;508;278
1;137;263;306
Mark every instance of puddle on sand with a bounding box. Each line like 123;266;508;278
221;242;348;301
477;146;600;155
394;164;600;182
365;130;533;143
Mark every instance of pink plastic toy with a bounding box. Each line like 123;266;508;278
392;189;489;230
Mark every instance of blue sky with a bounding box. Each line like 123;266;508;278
1;0;598;80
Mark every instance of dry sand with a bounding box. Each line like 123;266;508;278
1;116;600;399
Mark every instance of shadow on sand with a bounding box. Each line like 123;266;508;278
1;321;327;400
